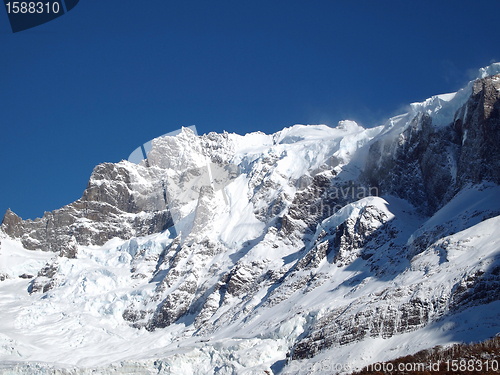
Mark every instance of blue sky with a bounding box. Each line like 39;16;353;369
1;0;499;220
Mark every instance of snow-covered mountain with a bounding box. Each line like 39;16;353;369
1;64;500;374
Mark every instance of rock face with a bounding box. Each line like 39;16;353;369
1;162;174;254
454;75;500;187
1;69;500;373
362;74;500;216
362;113;460;214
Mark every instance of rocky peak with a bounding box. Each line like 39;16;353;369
362;74;500;216
454;74;500;187
1;209;22;237
0;160;174;252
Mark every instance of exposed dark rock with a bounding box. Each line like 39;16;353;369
450;266;500;312
29;262;60;294
362;113;459;215
454;75;500;187
362;74;500;216
290;291;447;360
150;280;196;329
1;162;174;254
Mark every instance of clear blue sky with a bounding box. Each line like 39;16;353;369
1;0;499;221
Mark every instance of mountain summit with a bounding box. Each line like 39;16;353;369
1;64;500;374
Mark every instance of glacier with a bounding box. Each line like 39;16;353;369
1;64;500;374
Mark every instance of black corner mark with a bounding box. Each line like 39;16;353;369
63;0;78;12
3;0;79;33
4;0;65;33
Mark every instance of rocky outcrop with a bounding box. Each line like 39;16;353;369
361;113;460;215
1;162;174;254
450;265;500;312
362;74;500;215
454;75;500;187
29;262;60;294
